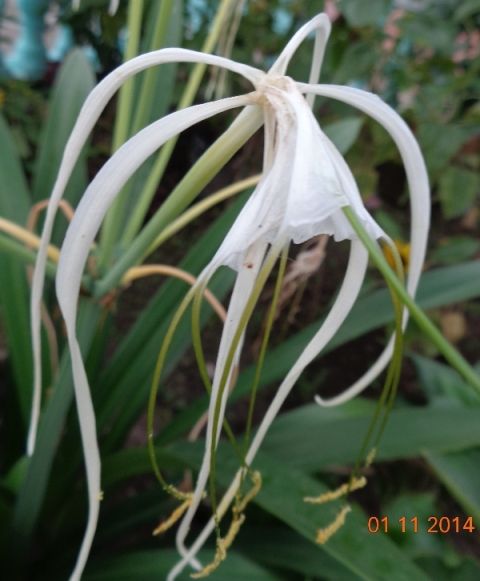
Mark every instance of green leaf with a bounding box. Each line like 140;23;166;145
425;449;480;523
455;0;480;21
160;260;480;444
324;117;364;154
417;123;476;176
32;50;95;208
173;445;429;581
438;167;479;219
411;354;480;406
0;113;32;424
238;526;355;580
430;237;480;266
96;196;246;449
262;403;480;471
103;442;428;579
11;301;102;569
383;493;448;559
339;0;390;27
85;549;283;581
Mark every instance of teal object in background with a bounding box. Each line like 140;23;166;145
47;23;74;62
5;0;49;80
0;0;6;76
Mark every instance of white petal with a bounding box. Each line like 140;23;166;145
29;48;262;453
53;95;253;581
175;240;267;569
56;95;253;321
269;14;331;79
108;0;119;15
298;82;430;403
168;239;368;580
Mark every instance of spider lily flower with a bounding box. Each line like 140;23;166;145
29;12;430;581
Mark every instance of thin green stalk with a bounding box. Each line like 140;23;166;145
99;0;145;266
190;282;246;465
93;108;263;298
208;241;284;523
243;245;289;453
122;0;238;244
353;279;403;475
342;206;480;393
130;0;175;136
147;287;196;497
0;234;56;279
146;175;260;257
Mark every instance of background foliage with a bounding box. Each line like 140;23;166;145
0;0;479;579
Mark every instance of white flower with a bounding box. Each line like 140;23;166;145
30;13;430;581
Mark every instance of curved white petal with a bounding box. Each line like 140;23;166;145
53;95;253;581
168;239;368;580
298;83;430;405
108;0;119;16
175;240;268;570
269;13;331;79
29;49;263;452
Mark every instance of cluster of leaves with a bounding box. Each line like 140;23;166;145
0;1;479;579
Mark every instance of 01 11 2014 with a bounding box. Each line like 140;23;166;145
367;515;476;534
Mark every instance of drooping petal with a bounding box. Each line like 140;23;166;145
175;240;268;569
108;0;119;16
54;95;254;581
29;49;262;453
168;239;368;580
269;13;331;80
298;83;430;405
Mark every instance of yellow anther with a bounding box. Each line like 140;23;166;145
304;475;367;505
164;484;194;502
190;539;227;579
223;513;245;548
365;447;377;468
97;490;104;501
235;470;262;514
153;497;192;536
190;513;246;578
316;505;352;544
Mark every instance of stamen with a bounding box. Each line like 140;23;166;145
190;512;246;578
235;470;262;514
153;498;193;536
365;448;377;468
315;505;352;545
304;475;367;505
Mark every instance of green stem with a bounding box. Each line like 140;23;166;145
93;108;263;298
342;206;480;393
191;283;247;465
122;0;238;244
243;245;288;453
147;287;195;494
0;235;57;279
129;0;175;137
99;0;145;267
208;242;284;522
